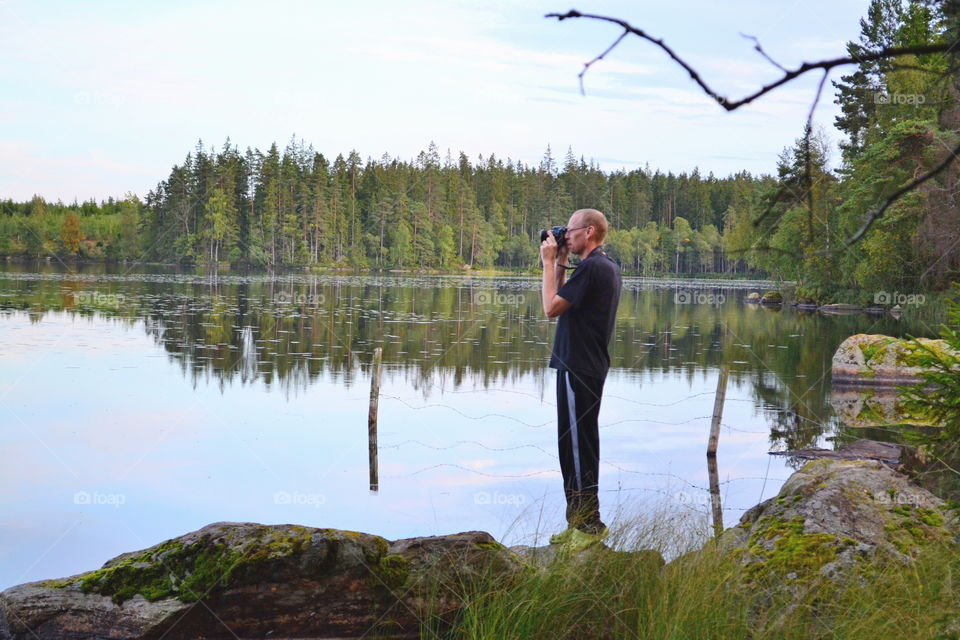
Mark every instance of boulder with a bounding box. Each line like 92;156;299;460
831;333;956;386
0;523;524;640
717;458;959;589
760;290;783;305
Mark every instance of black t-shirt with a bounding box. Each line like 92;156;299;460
549;245;622;379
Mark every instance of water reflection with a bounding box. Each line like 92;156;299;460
0;262;937;454
0;263;944;590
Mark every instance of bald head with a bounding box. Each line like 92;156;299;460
572;208;608;244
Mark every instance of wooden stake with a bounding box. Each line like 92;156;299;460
368;347;382;492
707;363;729;537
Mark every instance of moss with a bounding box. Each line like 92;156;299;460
891;536;912;554
63;528;327;605
244;529;314;563
371;554;410;590
76;538;247;604
856;401;886;423
905;525;926;540
917;508;945;527
745;516;839;581
859;342;886;365
371;536;390;559
475;541;507;551
892;505;913;517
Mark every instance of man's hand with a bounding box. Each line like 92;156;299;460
541;233;573;318
540;232;558;265
540;232;569;266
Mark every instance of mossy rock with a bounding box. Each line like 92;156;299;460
760;290;783;304
45;522;388;605
719;459;958;590
833;334;958;389
7;524;524;640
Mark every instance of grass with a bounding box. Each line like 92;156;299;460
426;502;960;640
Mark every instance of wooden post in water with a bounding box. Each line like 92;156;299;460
707;363;729;537
368;347;382;492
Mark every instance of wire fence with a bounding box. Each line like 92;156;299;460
368;380;794;516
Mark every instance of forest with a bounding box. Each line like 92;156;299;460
0;0;955;304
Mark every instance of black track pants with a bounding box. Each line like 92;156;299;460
556;369;606;527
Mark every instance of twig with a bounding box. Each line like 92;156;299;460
740;33;787;73
579;30;629;96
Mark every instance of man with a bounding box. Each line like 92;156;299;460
540;208;622;546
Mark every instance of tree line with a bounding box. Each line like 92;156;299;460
0;142;769;276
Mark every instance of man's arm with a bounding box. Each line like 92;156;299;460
540;236;573;318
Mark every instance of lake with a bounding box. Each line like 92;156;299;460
0;262;939;589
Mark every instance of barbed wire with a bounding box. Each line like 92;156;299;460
374;379;810;515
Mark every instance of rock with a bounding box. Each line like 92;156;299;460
760;290;782;305
745;292;761;303
831;333;956;387
770;439;902;467
716;459;959;589
818;303;863;314
0;523;524;640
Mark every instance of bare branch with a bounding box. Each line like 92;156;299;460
578;30;629;96
547;7;960;263
545;9;957;110
740;33;787;73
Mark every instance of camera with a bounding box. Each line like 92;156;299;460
539;225;568;247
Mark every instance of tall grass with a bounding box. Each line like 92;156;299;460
435;502;960;640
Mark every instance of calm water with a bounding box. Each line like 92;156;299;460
0;263;938;589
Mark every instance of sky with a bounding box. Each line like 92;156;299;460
0;0;870;203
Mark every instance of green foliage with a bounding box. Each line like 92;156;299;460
900;286;960;459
